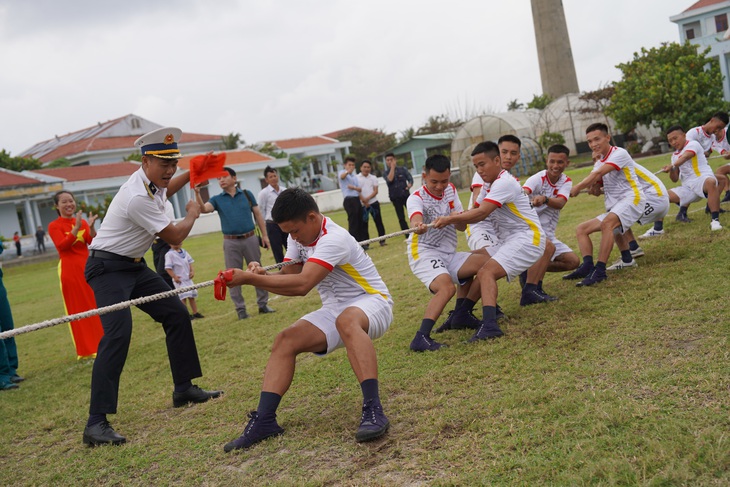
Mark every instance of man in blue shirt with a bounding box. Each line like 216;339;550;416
339;156;366;243
197;167;275;319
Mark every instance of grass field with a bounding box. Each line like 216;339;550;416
1;153;729;486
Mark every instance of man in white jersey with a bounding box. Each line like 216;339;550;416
710;126;730;203
433;142;549;341
219;188;393;451
82;127;222;447
522;144;580;282
606;161;670;269
660;125;724;231
407;155;490;351
566;123;646;287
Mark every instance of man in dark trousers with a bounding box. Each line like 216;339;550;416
383;152;413;231
257;166;288;263
339;156;366;243
83;127;222;446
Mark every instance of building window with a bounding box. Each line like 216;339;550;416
131;118;140;129
686;28;695;40
716;14;728;33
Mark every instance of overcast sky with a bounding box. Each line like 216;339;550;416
0;0;695;155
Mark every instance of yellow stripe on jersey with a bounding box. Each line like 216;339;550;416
691;154;701;177
410;233;420;260
465;224;472;238
340;263;388;300
506;202;541;246
622;167;642;205
635;167;664;197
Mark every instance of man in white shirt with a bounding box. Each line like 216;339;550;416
83;127;222;447
257;166;288;263
357;160;387;247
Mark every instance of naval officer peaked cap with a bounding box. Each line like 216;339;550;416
135;127;183;159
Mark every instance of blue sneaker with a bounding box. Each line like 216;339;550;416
355;399;390;442
224;411;284;452
468;320;504;342
409;331;447;352
449;309;481;330
520;289;549;306
576;268;607;287
537;287;559;302
563;263;593;280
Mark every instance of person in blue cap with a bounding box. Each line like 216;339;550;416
82;127;222;447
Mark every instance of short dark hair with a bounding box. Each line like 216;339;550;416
498;134;521;148
223;166;236;178
263;165;277;178
471;141;500;158
712;111;729;125
271;187;319;224
586;123;609;135
666;125;684;136
424;154;451;173
360;159;371;167
345;156;356;163
547;144;570;156
385;152;395;158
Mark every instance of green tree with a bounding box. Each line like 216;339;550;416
222;132;244;150
0;150;41;172
251;142;287;160
526;94;554;110
578;84;616;132
78;195;113;220
607;42;728;133
398;126;416;143
538;132;566;153
416;114;461;135
46;158;72;168
507;99;524;111
123;152;143;162
332;128;396;163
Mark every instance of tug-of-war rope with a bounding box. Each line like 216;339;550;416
0;224;432;340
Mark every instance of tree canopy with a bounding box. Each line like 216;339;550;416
607;42;728;133
0;150;41;172
331;128;396;163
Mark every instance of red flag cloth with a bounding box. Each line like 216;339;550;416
214;269;235;300
189;152;228;188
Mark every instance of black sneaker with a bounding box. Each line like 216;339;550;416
675;213;691;223
192;312;204;319
496;304;506;321
722;191;730;203
83;421;126;446
409;331;447;352
520;289;548;306
576;268;607;287
448;310;481;330
563;264;593;280
355;399;390;442
468;320;504;342
433;310;454;333
537;287;559;302
172;385;223;408
224;411;284;452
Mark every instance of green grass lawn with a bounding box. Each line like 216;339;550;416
1;153;729;486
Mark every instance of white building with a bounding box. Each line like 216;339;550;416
671;0;730;101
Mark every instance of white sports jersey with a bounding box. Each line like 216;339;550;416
686;126;715;153
475;170;543;246
596;146;644;210
406;183;463;255
283;217;392;306
711;127;730;155
90;167;172;258
522;169;572;237
672;140;714;183
633;162;668;198
465;171;498;242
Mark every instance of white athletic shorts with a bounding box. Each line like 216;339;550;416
490;236;545;281
685;175;717;201
302;294;393;356
637;193;670;225
408;249;471;289
599;196;645;233
467;230;501;256
670;185;703;207
550;236;574;261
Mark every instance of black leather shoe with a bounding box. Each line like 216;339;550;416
173;385;223;408
83;421;126;446
10;374;24;383
258;305;276;314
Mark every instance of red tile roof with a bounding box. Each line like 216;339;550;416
32;162;141;182
0;170;45;188
685;0;728;11
177;149;275;170
272;136;338;149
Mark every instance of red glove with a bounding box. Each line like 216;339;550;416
214;269;235;301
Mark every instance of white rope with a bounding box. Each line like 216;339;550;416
0;224;431;340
